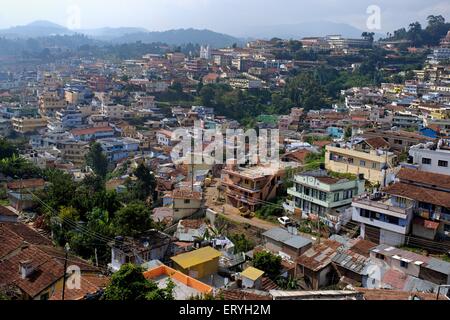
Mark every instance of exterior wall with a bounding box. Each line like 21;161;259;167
409;147;450;175
379;229;406;246
173;198;202;222
173;257;220;279
325;145;396;185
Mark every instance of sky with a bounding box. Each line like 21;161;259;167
0;0;449;36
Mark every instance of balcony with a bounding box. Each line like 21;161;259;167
352;193;413;219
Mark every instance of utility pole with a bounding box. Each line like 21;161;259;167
94;248;98;267
61;243;70;301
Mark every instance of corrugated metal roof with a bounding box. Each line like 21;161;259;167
263;228;312;249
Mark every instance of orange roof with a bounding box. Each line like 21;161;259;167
71;126;113;136
144;265;212;294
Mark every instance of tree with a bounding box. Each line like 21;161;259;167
0;138;17;160
85;142;108;178
362;32;375;43
112;201;153;237
228;234;254;253
132;163;156;202
253;251;282;280
104;264;174;301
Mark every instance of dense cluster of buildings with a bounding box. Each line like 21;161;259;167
1;31;450;301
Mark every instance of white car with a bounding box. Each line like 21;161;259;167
278;216;292;227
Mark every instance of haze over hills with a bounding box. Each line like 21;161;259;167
236;21;384;40
0;20;377;47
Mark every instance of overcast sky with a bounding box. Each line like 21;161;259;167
0;0;448;36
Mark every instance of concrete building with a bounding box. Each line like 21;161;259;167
171;246;222;279
325;139;398;186
408;139;450;175
262;227;312;261
38;91;68;117
287;170;365;229
12;116;47;134
57;140;90;166
108;231;172;273
97;137;140;163
221;161;301;212
352;192;414;246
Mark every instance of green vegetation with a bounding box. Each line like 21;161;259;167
228;233;255;253
35;164;157;264
85;142;108;178
253;251;282;280
384;15;450;47
303;151;325;171
103;264;174;301
276;276;300;290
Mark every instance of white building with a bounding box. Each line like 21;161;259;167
352;192;414;246
408;139;450;175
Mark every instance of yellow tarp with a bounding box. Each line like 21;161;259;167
241;267;264;281
171;246;222;269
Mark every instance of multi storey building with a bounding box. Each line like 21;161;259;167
221;161;301;212
12;116;47;134
38;91;68;117
407;139;450;175
325;138;398;186
287;170;365;230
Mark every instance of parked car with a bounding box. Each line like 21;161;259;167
278;216;292;227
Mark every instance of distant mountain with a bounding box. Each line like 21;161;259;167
110;28;241;48
0;21;241;48
79;27;149;41
233;21;384;40
0;20;74;38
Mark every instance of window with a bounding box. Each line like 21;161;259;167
375;253;385;260
334;193;340;202
360;160;366;167
344;190;353;200
422;158;432;165
400;261;409;268
438;160;448;168
372;162;377;169
184;199;191;204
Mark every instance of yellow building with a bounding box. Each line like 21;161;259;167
171;246;222;279
325;142;397;186
39;91;68;117
12;117;47;134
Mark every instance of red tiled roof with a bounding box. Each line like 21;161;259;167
282;149;311;163
356;288;445;300
7;179;45;190
364;137;390;149
0;206;17;217
0;222;52;246
396;168;450;190
384;182;450;208
71;126;114;136
218;289;272;300
349;239;377;257
382;269;408;290
49;274;109;300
